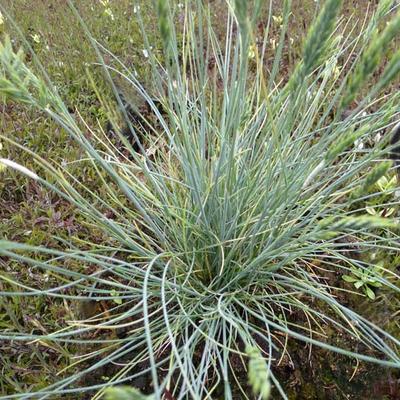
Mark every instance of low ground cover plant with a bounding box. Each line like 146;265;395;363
1;0;400;398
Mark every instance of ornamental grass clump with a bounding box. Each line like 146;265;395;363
1;0;400;398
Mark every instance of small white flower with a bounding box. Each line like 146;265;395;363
354;139;364;150
177;3;184;8
142;48;149;58
0;11;4;25
134;5;140;13
374;132;382;143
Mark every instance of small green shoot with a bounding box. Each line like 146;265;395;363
342;264;384;300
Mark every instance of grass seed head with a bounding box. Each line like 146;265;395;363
343;10;400;107
246;345;271;400
288;0;343;91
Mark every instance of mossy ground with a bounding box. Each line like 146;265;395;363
0;0;400;398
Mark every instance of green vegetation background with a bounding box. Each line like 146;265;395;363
0;1;399;398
